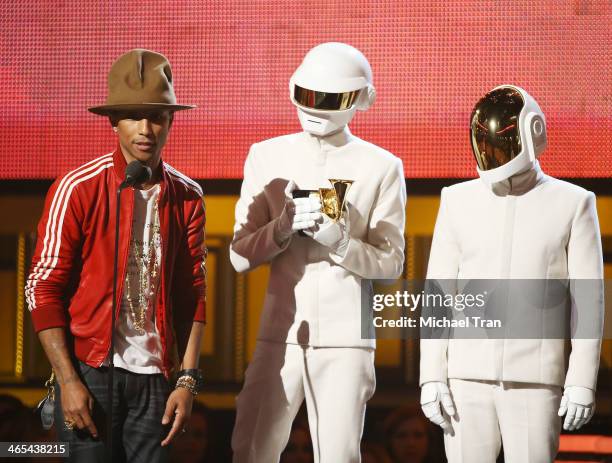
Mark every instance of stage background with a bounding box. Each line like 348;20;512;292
0;0;610;179
0;2;611;458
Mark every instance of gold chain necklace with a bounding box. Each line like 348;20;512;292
124;194;161;335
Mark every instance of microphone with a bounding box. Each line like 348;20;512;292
120;160;152;189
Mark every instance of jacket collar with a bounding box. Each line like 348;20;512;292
490;160;546;196
305;126;354;152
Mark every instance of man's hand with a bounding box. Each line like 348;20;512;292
558;386;595;431
37;329;98;438
303;212;350;256
274;180;322;245
420;381;456;432
161;388;194;446
61;378;98;438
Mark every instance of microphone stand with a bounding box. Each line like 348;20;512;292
108;183;126;463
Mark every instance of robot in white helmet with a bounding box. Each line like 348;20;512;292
289;42;376;136
420;85;603;463
230;42;406;462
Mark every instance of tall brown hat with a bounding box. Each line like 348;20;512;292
88;49;195;115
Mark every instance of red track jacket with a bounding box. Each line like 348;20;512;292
26;150;206;377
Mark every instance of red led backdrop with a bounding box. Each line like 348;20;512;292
0;1;610;179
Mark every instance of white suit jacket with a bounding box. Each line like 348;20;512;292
420;163;604;390
230;128;406;348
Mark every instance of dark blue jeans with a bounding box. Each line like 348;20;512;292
54;361;170;463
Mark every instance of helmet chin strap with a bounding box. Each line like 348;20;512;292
297;107;356;137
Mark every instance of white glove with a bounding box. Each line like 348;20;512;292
420;381;456;432
558;386;595;431
303;210;350;256
274;180;322;245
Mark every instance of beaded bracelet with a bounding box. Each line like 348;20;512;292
175;375;198;396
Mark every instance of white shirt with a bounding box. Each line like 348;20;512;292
107;184;164;374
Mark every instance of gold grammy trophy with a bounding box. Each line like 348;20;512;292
317;179;354;221
292;180;353;236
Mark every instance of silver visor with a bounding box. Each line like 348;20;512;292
293;85;361;111
470;87;525;171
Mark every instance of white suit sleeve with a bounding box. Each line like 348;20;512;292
419;187;460;385
330;158;406;279
230;144;289;273
564;192;604;390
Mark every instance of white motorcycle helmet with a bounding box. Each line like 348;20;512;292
290;42;376;136
470;85;547;184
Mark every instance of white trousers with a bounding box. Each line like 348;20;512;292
445;379;562;463
231;341;376;463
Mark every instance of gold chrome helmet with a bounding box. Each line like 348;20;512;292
470;85;547;184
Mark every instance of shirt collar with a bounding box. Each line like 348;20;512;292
305;126;354;152
490;160;546;196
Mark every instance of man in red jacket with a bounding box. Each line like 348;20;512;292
25;49;206;463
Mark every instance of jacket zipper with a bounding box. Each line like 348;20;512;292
157;181;168;377
101;186;135;366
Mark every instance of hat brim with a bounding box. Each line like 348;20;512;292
88;103;196;116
